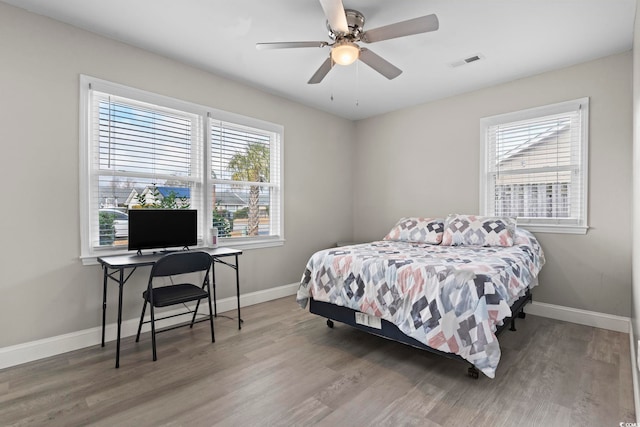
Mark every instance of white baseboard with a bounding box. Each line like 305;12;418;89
526;301;630;333
630;323;640;422
0;282;299;370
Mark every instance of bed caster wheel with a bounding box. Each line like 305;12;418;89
468;366;479;379
326;319;334;328
518;311;526;319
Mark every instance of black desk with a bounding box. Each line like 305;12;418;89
97;247;242;368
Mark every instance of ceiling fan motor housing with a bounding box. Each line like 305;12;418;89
327;9;365;41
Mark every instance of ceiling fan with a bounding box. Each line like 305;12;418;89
256;0;439;84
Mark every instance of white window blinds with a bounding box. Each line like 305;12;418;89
94;93;203;179
480;98;589;233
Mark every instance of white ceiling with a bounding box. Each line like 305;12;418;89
3;0;636;120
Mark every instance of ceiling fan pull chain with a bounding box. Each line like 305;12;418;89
332;57;335;102
355;61;359;107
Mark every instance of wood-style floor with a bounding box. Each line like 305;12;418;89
0;296;635;426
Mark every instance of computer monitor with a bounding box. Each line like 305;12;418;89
128;209;197;252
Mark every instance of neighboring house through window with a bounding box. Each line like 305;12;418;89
80;75;283;261
480;98;589;234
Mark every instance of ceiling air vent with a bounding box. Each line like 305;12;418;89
450;53;485;68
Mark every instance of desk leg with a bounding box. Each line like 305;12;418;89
212;260;217;317
235;254;242;330
101;265;108;347
115;268;124;369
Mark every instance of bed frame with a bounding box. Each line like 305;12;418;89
309;290;532;379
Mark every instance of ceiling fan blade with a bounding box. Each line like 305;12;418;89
308;57;333;84
358;48;402;80
256;41;328;50
318;0;349;34
362;14;439;43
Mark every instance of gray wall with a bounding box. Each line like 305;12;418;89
353;52;633;317
0;3;355;348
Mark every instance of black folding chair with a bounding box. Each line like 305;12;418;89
135;251;214;361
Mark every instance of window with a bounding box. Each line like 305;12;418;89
80;76;283;261
210;122;281;241
480;98;588;234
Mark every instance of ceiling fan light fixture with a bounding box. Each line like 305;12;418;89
331;41;360;66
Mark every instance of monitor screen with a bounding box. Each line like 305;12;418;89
128;209;197;252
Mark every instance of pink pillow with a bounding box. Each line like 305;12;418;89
441;214;516;247
383;217;444;244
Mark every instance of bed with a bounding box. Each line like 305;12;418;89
296;215;545;379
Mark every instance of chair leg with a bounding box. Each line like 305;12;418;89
206;291;215;343
191;300;201;328
150;304;157;361
191;274;208;327
136;300;147;342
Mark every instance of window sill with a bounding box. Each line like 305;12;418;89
81;237;285;266
219;236;285;250
519;224;588;235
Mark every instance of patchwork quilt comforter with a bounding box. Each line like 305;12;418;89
297;228;545;378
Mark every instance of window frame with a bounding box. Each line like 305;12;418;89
479;98;589;234
80;75;284;264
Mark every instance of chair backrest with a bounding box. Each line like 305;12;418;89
150;251;212;278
